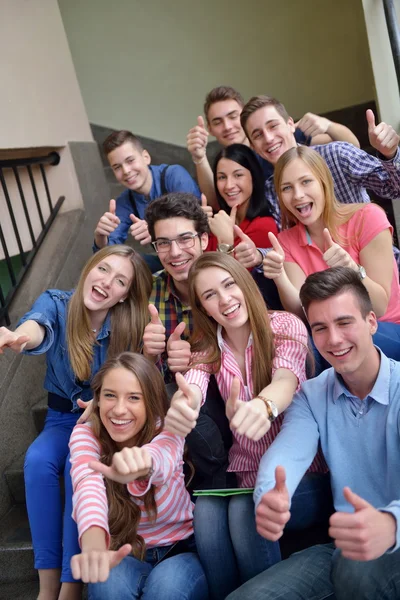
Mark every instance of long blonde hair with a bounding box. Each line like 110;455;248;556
188;253;275;396
90;352;169;558
67;246;152;381
274;146;367;244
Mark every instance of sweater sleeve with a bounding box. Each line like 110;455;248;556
69;424;110;549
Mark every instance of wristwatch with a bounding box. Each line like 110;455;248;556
256;395;279;422
357;265;366;280
217;243;235;254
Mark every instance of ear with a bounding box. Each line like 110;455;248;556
200;232;209;251
142;149;151;166
367;310;378;335
287;116;296;134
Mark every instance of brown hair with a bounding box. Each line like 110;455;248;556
145;192;210;240
241;95;290;136
188;252;275;395
300;267;373;319
273;146;367;242
103;130;144;157
90;352;169;558
204;86;244;123
67;246;152;381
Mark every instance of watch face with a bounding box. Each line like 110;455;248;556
358;265;366;279
218;243;234;253
269;400;279;418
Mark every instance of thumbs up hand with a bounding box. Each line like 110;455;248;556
94;199;121;248
143;305;166;360
262;232;286;280
201;193;213;221
256;466;291;540
164;373;202;437
227;378;272;441
233;225;263;268
187;116;209;163
209;208;237;246
322;228;358;270
329;487;397;561
89;446;153;484
129;214;152;245
167;322;191;373
366;109;399;160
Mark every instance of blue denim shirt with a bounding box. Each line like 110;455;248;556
18;289;111;412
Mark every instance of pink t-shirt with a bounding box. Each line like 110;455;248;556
278;203;400;324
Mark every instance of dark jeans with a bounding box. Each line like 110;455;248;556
252;270;283;311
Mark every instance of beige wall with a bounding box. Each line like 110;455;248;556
59;0;376;147
362;0;400;129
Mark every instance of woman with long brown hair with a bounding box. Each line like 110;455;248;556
69;352;208;600
165;253;329;599
0;245;152;600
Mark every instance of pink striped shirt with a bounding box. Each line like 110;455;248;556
69;424;194;549
185;311;327;486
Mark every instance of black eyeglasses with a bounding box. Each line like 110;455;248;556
152;233;200;254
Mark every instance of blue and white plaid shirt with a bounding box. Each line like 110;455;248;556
262;142;400;265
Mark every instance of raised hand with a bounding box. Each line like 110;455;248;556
226;377;271;441
367;109;400;159
209;206;238;245
94;199;121;248
71;544;132;583
89;446;153;484
201;193;213;221
167;322;191;373
142;304;166;360
233;225;262;268
262;232;285;280
77;398;94;424
129;214;152;245
329;487;397;561
295;113;331;137
322;228;357;270
187;116;209;163
0;326;30;354
256;466;291;540
164;372;202;437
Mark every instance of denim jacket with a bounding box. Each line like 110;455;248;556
18;289;111;412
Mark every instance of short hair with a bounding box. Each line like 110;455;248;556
145;193;210;240
102;130;144;156
300;267;373;319
213;143;273;220
204;86;244;122
241;95;290;136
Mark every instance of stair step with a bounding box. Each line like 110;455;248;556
0;505;36;583
32;396;48;434
0;580;39;600
4;454;25;504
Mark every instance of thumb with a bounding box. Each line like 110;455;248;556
175;372;198;409
130;213;140;224
201;193;208;207
233;224;251;243
343;487;371;512
323;228;334;251
170;321;186;341
148;304;161;325
366;109;376;131
111;544;132;568
109;199;116;215
268;232;284;256
226;376;240;416
230;204;238;224
274;466;288;494
77;398;91;410
88;460;114;479
198;115;205;129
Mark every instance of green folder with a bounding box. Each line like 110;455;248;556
193;488;254;497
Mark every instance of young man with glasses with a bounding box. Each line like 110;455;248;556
145;192;234;489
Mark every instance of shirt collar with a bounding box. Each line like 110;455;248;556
97;312;111;340
332;347;390;405
216;324;253;351
162;271;191;310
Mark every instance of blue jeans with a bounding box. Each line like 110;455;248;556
286;472;334;530
226;543;400;600
24;408;80;582
194;494;280;600
88;544;209;600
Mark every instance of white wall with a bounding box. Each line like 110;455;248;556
58;0;376;146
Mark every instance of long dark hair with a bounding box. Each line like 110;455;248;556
213;143;274;220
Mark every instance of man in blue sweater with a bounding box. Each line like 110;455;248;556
228;266;400;600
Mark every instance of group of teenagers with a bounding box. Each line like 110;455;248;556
1;85;400;600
